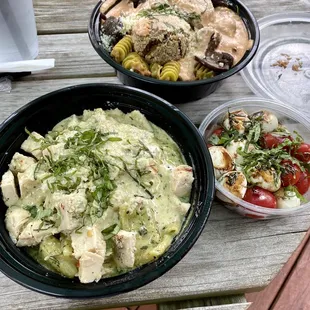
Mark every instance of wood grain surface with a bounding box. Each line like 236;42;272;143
0;0;310;309
32;33;115;79
0;75;253;125
173;305;251;310
271;233;310;310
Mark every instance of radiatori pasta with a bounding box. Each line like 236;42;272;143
160;61;180;82
122;52;151;76
194;63;215;80
150;63;162;79
111;36;133;63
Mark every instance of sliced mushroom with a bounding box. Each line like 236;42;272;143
195;52;234;72
206;32;221;53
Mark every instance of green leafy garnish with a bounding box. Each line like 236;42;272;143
208;128;241;147
101;224;120;240
238;140;301;184
24;205;38;218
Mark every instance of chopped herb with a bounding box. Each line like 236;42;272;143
208;128;241;147
24;205;37;218
102;224;120;240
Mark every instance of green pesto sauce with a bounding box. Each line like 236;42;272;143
4;108;193;281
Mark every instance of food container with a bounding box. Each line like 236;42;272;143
241;12;310;115
199;97;310;219
88;0;260;103
0;84;214;297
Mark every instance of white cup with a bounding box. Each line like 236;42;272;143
0;0;39;63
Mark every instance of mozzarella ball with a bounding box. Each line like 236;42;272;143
275;188;301;209
248;167;281;192
222;109;250;134
209;146;234;179
218;171;247;199
252;110;278;133
225;140;255;165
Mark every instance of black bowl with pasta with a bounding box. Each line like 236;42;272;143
88;0;260;103
0;84;214;297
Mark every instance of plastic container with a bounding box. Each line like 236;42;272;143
241;12;310;115
88;0;260;103
0;84;214;297
199;97;310;219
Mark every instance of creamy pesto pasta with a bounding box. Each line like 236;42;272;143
1;109;194;283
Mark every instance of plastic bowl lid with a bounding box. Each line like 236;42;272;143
241;12;310;115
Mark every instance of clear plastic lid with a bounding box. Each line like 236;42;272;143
241;13;310;114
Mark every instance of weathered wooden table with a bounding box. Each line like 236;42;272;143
0;1;309;309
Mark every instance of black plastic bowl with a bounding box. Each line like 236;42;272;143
0;84;214;297
88;0;260;103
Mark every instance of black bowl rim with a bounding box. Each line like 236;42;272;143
0;83;215;298
88;0;260;87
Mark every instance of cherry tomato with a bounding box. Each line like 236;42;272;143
293;143;310;163
243;186;277;208
213;128;224;136
295;171;310;195
281;160;301;187
207;128;224;146
260;133;292;149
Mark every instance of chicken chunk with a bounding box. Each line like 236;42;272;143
114;230;136;268
17;163;40;198
71;226;106;259
1;170;19;207
45;191;87;232
42;143;67;161
9;152;36;174
17;219;58;247
78;251;105;283
5;206;30;243
21;131;44;159
171;165;194;197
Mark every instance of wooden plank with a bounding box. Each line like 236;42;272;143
33;0;96;34
271;232;310;310
0;75;253;125
0;203;309;309
181;305;251;310
178;305;251;310
30;33;114;80
158;294;249;310
246;230;310;310
33;0;310;34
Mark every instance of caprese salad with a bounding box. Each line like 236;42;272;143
207;109;310;209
